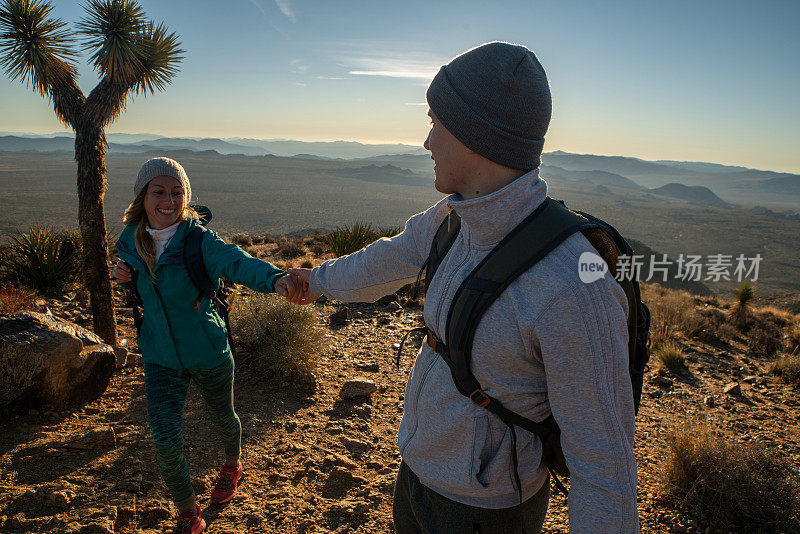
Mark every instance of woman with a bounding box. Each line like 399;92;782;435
113;157;297;534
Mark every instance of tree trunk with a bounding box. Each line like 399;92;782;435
75;126;118;346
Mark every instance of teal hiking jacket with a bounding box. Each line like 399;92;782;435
116;218;285;371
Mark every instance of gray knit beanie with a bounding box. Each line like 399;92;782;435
426;41;551;170
134;157;192;202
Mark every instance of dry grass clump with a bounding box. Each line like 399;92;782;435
229;233;253;247
786;320;800;353
299;259;313;269
276;237;305;258
0;284;34;314
311;244;325;256
231;293;323;379
654;342;686;371
770;353;800;386
661;424;800;531
747;320;784;357
641;284;707;347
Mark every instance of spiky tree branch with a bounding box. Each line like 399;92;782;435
0;0;83;125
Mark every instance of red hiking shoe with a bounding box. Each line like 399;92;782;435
172;505;205;534
210;461;243;504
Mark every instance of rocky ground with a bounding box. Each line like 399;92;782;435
1;239;799;533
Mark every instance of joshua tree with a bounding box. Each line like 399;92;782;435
0;0;182;344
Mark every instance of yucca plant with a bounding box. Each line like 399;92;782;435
0;226;82;296
728;282;755;330
376;225;404;238
326;222;380;257
0;0;183;344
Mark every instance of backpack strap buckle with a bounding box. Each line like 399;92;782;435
469;388;490;408
426;329;441;352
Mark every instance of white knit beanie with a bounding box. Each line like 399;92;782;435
134;157;192;202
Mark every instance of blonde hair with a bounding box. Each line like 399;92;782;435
123;183;198;281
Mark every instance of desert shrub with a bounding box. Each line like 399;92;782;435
0;226;82;297
641;284;707;347
376;225;404;238
754;305;794;328
655;342;686;371
710;322;737;343
661;424;800;531
326;222;379;257
231;293;324;378
747;321;784;357
276;237;305;258
728;282;755;329
229;233;253;247
311;244;325;256
786;320;800;353
0;284;34;314
770;353;800;385
300;259;313;269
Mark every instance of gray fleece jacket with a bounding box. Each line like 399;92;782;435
310;169;639;532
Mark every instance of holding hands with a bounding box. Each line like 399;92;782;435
281;268;319;305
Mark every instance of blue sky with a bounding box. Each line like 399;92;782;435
1;0;798;172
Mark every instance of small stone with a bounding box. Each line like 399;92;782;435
340;379;377;400
376;315;392;325
742;375;757;384
46;489;74;507
113;346;128;369
703;395;716;407
723;382;741;395
652;376;673;389
329;307;352;326
355;361;379;372
341;437;371;453
376;294;398;306
329;499;370;515
387;301;402;311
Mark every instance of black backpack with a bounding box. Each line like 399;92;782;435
397;196;651;498
129;207;236;352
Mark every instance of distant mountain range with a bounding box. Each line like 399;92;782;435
1;134;798;212
0;133;428;159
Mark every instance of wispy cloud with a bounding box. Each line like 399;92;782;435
339;49;444;80
274;0;297;22
317;75;346;80
245;0;289;38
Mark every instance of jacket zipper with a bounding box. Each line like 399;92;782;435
153;285;186;372
401;232;471;449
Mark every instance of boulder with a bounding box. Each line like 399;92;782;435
0;312;116;410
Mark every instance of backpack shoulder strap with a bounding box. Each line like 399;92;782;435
444;196;596;389
411;210;462;299
182;225;214;306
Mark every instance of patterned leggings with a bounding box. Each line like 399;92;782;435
143;356;241;503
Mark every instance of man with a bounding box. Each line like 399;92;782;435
291;42;638;533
